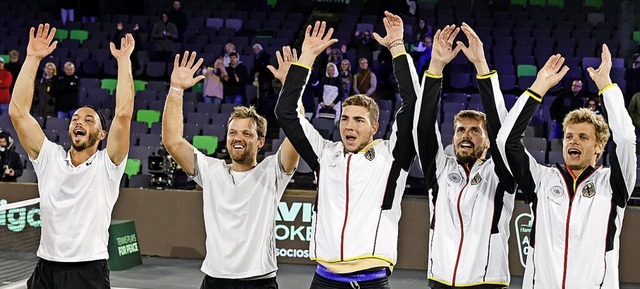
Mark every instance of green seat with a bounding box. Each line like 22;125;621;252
633;31;640;43
136;109;161;128
548;0;564;7
517;65;537;77
193;135;218;155
585;0;602;8
191;82;203;93
55;29;69;41
125;158;141;178
267;0;277;8
0;55;8;63
510;0;526;6
101;78;118;94
133;80;146;92
529;0;545;5
69;29;89;43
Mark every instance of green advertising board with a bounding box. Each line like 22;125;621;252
108;220;142;271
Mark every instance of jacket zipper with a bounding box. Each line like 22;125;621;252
452;164;471;286
340;154;353;261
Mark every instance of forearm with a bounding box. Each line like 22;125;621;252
162;89;186;150
9;57;39;118
114;58;134;119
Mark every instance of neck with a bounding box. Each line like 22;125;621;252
69;147;98;166
231;160;256;172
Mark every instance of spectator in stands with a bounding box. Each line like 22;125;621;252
0;131;22;182
113;23;142;73
0;58;13;116
349;29;378;66
252;44;274;100
167;0;187;43
33;62;57;117
151;12;179;62
5;50;22;95
414;36;433;75
327;48;344;67
586;97;601;115
624;53;640;104
549;79;586;138
339;59;353;100
201;59;224;104
316;62;343;121
52;62;80;118
222;52;249;105
627;92;640;128
58;0;76;25
352;57;377;99
413;18;432;42
163;49;299;289
78;0;98;23
222;42;236;67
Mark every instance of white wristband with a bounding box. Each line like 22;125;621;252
170;86;183;93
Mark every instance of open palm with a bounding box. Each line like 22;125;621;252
170;51;205;90
301;21;338;57
267;46;298;84
110;33;135;60
586;44;613;89
26;24;57;59
431;25;462;68
373;11;404;48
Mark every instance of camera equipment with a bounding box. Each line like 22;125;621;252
148;147;176;189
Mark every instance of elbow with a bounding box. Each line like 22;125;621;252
161;134;181;153
496;129;509;153
8;102;25;120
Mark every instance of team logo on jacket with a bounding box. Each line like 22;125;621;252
332;151;341;160
470;173;482;185
448;173;461;183
582;181;596;198
364;148;375;161
551;186;564;198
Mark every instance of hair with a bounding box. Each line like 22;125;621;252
229;52;239;58
342;94;379;124
45;62;57;76
340;59;351;71
562;108;610;145
228;106;267;139
64;61;75;69
9;50;19;58
329;48;342;63
453;110;488;132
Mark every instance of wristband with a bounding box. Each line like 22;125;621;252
170;86;184;93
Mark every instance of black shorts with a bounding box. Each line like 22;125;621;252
27;258;110;289
200;275;278;289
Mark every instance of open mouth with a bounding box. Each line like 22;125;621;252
345;135;356;143
459;141;474;149
232;143;245;150
567;148;581;156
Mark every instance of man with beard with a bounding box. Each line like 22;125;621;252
413;23;515;288
162;49;299;289
9;24;135;289
497;46;635;289
275;13;417;288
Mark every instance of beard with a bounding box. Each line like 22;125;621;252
227;142;255;165
454;146;485;164
71;130;100;152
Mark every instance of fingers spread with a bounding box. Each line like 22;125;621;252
275;50;283;65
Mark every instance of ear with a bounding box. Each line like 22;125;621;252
595;141;605;156
371;122;379;136
99;130;107;141
257;137;266;150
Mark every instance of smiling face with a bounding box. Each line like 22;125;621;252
226;118;265;165
452;117;489;163
562;122;604;170
68;107;105;152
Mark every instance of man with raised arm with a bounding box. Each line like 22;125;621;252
10;24;134;288
161;48;299;289
275;12;418;288
497;46;635;289
414;23;515;289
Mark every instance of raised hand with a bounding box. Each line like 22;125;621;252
267;46;298;85
170;51;205;91
529;54;569;96
299;21;338;67
372;11;404;49
26;24;58;60
457;22;489;75
109;33;135;61
428;24;462;75
586;44;613;90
